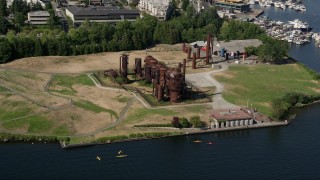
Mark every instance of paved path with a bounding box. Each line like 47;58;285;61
186;62;238;110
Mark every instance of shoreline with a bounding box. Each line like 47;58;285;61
60;120;290;149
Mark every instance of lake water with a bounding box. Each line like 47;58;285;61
1;0;320;179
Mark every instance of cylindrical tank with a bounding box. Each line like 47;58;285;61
134;58;142;76
159;67;167;87
183;59;187;75
166;68;183;103
178;63;182;73
192;52;197;69
197;47;201;59
120;55;128;78
206;34;211;64
157;85;163;101
144;65;152;82
187;47;191;59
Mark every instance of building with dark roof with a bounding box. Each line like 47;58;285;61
66;5;140;25
215;1;250;13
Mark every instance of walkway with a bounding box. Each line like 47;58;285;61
186;62;238;109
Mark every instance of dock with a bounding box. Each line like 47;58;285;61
235;9;264;20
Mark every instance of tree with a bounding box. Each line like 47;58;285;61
47;9;60;29
0;0;7;16
11;0;29;15
179;117;191;128
0;16;9;34
172;117;181;128
34;38;43;56
45;2;53;10
181;0;189;11
189;115;204;128
0;38;12;63
14;12;25;31
31;2;44;11
166;0;180;20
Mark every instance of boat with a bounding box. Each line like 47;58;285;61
207;141;214;145
116;154;128;158
288;19;313;32
193;140;202;143
116;150;127;158
274;1;281;8
96;156;101;161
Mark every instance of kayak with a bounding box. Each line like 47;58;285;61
116;154;127;158
193;140;202;143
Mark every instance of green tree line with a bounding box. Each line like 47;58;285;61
0;3;290;64
0;6;223;63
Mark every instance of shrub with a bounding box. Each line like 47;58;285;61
189;115;204;128
179;117;192;128
133;123;173;128
172;116;181;128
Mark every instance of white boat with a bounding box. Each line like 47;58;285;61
259;1;266;7
274;1;281;8
280;3;286;9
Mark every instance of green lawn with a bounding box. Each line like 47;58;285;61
0;107;32;121
53;124;71;136
2;115;53;133
215;64;320;116
0;86;9;92
74;100;118;119
49;74;94;95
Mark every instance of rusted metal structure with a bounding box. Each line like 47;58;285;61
192;52;197;69
187;47;191;59
104;69;118;78
197;47;201;59
182;33;214;68
205;34;213;64
106;55;187;103
165;68;183;103
134;58;142;77
119;54;129;78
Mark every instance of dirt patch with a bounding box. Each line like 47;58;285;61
1;48;187;74
72;85;133;115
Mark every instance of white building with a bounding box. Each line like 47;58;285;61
138;0;170;20
7;0;46;8
27;11;50;25
66;6;140;26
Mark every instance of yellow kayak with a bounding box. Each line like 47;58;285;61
193;140;202;143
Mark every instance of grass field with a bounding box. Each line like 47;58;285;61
125;108;178;123
73;100;118;119
214;64;320;116
2;115;53;133
49;74;94;95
